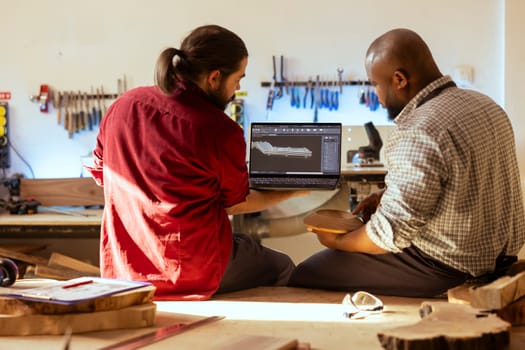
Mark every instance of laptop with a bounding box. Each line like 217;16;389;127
248;122;342;190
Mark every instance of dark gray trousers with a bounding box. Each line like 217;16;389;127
215;233;295;294
287;246;473;297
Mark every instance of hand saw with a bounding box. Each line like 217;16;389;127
98;315;224;350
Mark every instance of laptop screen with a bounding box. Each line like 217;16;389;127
249;122;342;189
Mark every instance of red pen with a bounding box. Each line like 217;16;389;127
62;279;94;289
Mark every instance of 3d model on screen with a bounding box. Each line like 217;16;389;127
252;141;312;158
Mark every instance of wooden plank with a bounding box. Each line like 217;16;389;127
447;284;472;305
0;303;156;336
48;252;100;276
33;264;87;280
0;244;47;254
0;285;155;316
0;246;48;265
377;301;511;350
448;260;525;308
211;335;300;350
0;249;96;280
469;271;525;309
20;177;104;207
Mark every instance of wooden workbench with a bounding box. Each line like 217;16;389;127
0;286;523;349
0;208;103;238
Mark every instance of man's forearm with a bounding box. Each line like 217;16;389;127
226;189;304;215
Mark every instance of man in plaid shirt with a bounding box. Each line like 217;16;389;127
289;28;525;297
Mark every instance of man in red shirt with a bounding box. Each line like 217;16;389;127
87;25;305;300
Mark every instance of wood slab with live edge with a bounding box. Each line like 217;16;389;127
469;271;525;309
448;267;525;325
377;301;511;350
0;303;156;336
303;209;363;234
0;285;156;316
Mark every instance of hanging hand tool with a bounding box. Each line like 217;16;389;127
337;68;344;94
331;78;339;111
290;81;296;107
266;56;278;111
313;75;321;122
77;90;86;131
55;91;63;126
368;90;379;111
310;79;315;109
62;92;69;132
38;84;50;113
67;91;75;138
90;86;98;126
290;80;301;109
359;81;366;104
95;87;103;124
117;78;123;96
84;92;93;131
280;55;289;96
74;92;81;133
273;55;283;99
100;85;108;118
295;87;301;108
321;81;330;109
294;82;301;109
303;78;312;109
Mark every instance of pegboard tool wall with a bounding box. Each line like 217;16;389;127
0;1;506;178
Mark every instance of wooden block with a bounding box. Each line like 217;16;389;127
447;284;474;305
0;285;155;316
470;271;525;309
447;260;525;308
48;252;100;276
33;264;86;280
0;244;47;254
450;287;525;325
20;177;104;207
0;303;156;336
0;246;48;266
377;301;510;350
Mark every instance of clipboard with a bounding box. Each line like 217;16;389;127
5;277;152;305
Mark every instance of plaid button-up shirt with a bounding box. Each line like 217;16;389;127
366;75;525;276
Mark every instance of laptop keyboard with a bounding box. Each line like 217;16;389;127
250;177;337;187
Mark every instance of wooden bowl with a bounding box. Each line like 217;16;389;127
303;209;364;234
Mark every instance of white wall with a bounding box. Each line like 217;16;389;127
1;0;505;178
505;0;525;259
506;0;525;186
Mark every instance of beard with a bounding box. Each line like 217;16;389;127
207;84;235;111
386;105;404;121
384;90;405;121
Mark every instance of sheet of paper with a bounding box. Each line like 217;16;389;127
5;277;152;305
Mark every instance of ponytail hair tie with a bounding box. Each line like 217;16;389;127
173;48;186;59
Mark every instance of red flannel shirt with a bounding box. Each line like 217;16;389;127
87;83;249;300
